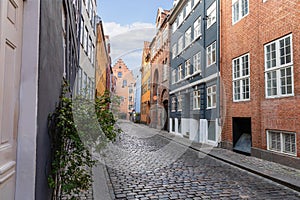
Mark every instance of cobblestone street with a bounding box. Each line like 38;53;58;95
101;121;300;200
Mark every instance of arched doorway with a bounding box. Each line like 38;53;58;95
161;89;169;131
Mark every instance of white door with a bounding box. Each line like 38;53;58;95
0;0;23;199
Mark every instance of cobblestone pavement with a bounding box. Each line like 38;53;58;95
103;121;300;200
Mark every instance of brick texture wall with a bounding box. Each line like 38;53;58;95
221;0;300;157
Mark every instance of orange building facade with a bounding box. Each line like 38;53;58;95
140;42;151;124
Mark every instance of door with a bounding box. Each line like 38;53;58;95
0;0;23;199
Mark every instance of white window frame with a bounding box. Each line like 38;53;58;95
178;36;184;54
185;0;192;17
264;34;294;98
194;16;201;40
178;65;183;81
163;28;168;43
207;85;216;109
232;53;250;102
207;41;216;67
267;130;297;156
207;1;216;29
185;59;191;77
171;97;176;112
172;43;177;58
177;94;182;111
172;69;177;84
185;27;192;48
80;17;84;45
163;64;168;81
193;89;201;110
193;52;201;74
232;0;249;24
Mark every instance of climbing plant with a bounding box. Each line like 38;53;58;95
48;82;120;200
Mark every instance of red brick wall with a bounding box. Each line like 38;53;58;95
221;0;300;157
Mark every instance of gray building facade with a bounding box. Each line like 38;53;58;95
169;0;220;146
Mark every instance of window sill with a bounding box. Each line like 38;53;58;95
233;99;250;103
206;106;216;110
265;94;294;99
267;149;297;157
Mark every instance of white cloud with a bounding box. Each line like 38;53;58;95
103;22;156;71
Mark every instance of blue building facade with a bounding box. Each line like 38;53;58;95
169;0;220;146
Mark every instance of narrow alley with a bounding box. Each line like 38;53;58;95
101;121;300;200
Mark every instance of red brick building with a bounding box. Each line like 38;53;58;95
149;8;170;130
221;0;300;168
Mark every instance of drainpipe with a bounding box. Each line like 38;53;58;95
216;0;221;145
202;0;206;120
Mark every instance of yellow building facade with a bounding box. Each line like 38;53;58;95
140;42;151;124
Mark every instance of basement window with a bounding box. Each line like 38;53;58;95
267;130;296;156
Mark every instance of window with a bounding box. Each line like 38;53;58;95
177;94;182;111
89;36;92;59
84;27;88;52
178;11;183;26
163;64;168;81
194;16;201;39
185;59;191;77
233;53;250;101
171;97;176;112
172;43;177;58
118;72;122;78
185;27;192;47
267;131;296;155
172;69;177;84
207;42;216;66
232;0;249;24
129;96;133;102
207;1;216;29
77;67;82;94
123;80;127;87
186;0;192;16
193;89;201;109
264;34;293;98
178;65;183;81
193;52;201;73
80;17;84;45
207;85;216;109
178;36;184;54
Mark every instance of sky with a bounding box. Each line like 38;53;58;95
97;0;174;77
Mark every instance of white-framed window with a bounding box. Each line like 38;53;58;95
207;1;216;29
178;65;183;81
193;52;201;73
207;41;216;66
177;94;182;111
267;130;296;156
84;26;88;52
163;64;168;81
80;16;84;45
172;69;177;84
171;97;176;112
77;67;82;94
185;0;192;17
172;43;177;58
89;36;92;60
207;85;216;109
232;53;250;101
232;0;249;24
264;34;293;98
185;59;191;77
185;27;192;48
178;11;184;27
194;16;201;40
193;89;201;110
178;36;184;54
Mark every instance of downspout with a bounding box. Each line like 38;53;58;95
216;0;221;143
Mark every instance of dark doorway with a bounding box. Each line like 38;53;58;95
163;100;168;131
232;117;252;155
